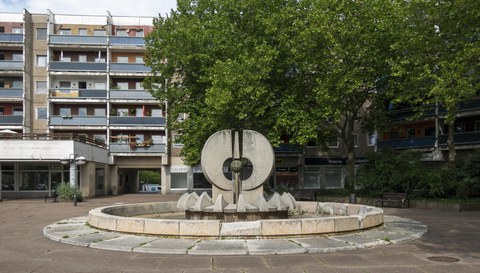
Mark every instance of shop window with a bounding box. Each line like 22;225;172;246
325;168;343;188
171;173;187;189
1;164;15;191
304;166;321;189
18;164;49;191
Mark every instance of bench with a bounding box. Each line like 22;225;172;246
290;189;317;201
45;191;58;203
376;192;409;208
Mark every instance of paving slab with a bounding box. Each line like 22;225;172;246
134;238;198;254
188;239;247;255
91;235;157;251
292;237;357;253
246;239;306;255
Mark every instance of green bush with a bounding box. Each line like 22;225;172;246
453;150;480;198
56;182;83;202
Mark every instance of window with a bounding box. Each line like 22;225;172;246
2;164;15;191
94;108;105;116
19;164;49;191
61;56;71;62
12;80;22;88
135;82;144;90
78;107;87;116
117;108;129;116
367;132;377;146
306;140;317;148
173;134;183;147
59;81;71;88
78;55;87;62
475;120;480;131
117;56;129;63
59;108;71;116
36;81;47;94
116;29;128;36
94;134;106;143
304;166;321;188
37;108;47;119
353;134;358;147
59;29;71;35
78;28;87;35
454;123;465;133
136;29;144;37
36;28;47;40
93;29;106;36
117;82;129;89
12;28;23;34
325;168;343;188
0;106;4;115
151;109;163;117
424;126;435;136
0;27;4;33
407;128;415;138
94;82;106;89
12;54;22;61
135;56;144;63
327;137;338;148
13;107;23;116
36;55;47;67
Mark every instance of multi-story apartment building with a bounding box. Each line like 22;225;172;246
0;10;379;200
378;98;480;160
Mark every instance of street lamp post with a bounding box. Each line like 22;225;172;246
60;154;86;198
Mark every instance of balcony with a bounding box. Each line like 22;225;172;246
49;61;107;72
378;131;480;150
109;116;165;126
0;88;23;98
49;35;107;46
0;33;23;43
109;63;151;73
0;115;23;125
110;89;154;100
109;36;145;46
0;60;23;70
109;143;166;153
49;89;107;99
50;115;107;126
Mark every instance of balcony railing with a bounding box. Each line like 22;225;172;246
50;115;107;126
0;33;23;43
109;116;166;126
379;131;480;149
49;61;107;72
0;60;23;70
109;143;166;153
49;89;107;99
109;63;151;73
110;89;154;100
109;36;145;46
0;115;23;125
0;88;23;98
49;35;108;45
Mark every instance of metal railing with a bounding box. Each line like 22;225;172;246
110;89;154;99
109;36;145;46
109;116;165;126
0;115;23;125
49;61;107;72
50;115;107;126
109;63;151;73
49;89;107;98
0;133;107;148
378;131;480;149
0;33;23;43
49;35;107;45
109;143;166;153
0;88;23;98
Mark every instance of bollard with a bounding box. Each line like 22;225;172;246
349;193;356;204
73;194;77;206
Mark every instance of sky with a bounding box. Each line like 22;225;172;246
1;0;177;17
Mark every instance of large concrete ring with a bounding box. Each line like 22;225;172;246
201;130;275;191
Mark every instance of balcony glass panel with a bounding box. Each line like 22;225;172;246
109;116;165;126
0;115;23;125
0;60;23;70
109;143;166;153
49;62;107;72
378;136;436;149
110;89;154;99
0;88;23;98
49;116;107;126
49;35;107;45
110;63;151;73
109;36;145;46
50;89;107;98
0;33;23;43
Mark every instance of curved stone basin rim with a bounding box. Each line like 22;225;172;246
87;201;384;238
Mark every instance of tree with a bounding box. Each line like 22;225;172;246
144;0;401;193
390;0;480;163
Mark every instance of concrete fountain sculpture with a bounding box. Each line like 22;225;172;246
178;130;296;222
87;130;385;238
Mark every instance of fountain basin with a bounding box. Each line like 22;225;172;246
87;201;384;238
